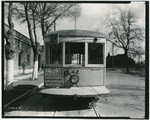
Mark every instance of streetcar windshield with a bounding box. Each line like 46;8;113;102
88;43;104;64
65;43;85;65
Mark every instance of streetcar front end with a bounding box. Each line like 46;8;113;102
39;30;110;98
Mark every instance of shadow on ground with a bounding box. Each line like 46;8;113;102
5;91;95;112
4;85;38;105
41;95;95;111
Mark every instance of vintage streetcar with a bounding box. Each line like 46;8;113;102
39;29;110;104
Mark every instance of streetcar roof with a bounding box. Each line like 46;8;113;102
44;29;105;38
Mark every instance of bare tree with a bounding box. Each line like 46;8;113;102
9;3;41;80
128;46;145;62
4;3;15;90
35;3;77;37
14;3;81;37
64;4;82;29
106;10;144;73
13;3;80;79
24;3;41;80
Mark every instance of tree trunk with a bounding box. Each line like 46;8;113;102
54;21;56;31
5;3;15;90
32;9;39;80
5;59;14;90
32;49;38;80
24;4;35;47
24;4;39;80
41;19;46;37
125;50;130;73
5;43;15;90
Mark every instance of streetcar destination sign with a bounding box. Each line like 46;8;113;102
44;67;63;87
44;68;62;79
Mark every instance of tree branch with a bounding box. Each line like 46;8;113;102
24;3;35;47
45;4;74;34
106;38;123;49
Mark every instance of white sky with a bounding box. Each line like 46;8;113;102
12;2;145;59
57;2;145;31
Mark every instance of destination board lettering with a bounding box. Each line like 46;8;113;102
44;68;62;79
44;75;62;79
44;80;62;87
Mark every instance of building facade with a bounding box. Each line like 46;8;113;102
106;53;136;68
4;24;34;75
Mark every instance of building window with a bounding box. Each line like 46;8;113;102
18;52;22;66
27;53;30;66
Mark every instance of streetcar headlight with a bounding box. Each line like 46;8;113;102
70;75;79;84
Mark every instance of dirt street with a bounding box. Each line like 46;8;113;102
97;70;145;118
4;70;145;118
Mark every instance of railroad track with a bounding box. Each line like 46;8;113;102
92;105;101;117
50;100;101;117
4;86;38;111
51;105;101;117
4;94;101;117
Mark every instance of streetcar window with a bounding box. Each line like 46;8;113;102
45;43;62;64
88;43;104;64
65;43;85;65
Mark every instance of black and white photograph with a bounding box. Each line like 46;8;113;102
2;1;148;119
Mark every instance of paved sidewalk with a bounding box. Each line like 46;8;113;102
4;71;44;89
13;71;44;88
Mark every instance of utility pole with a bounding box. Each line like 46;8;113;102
112;43;114;70
74;17;76;30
